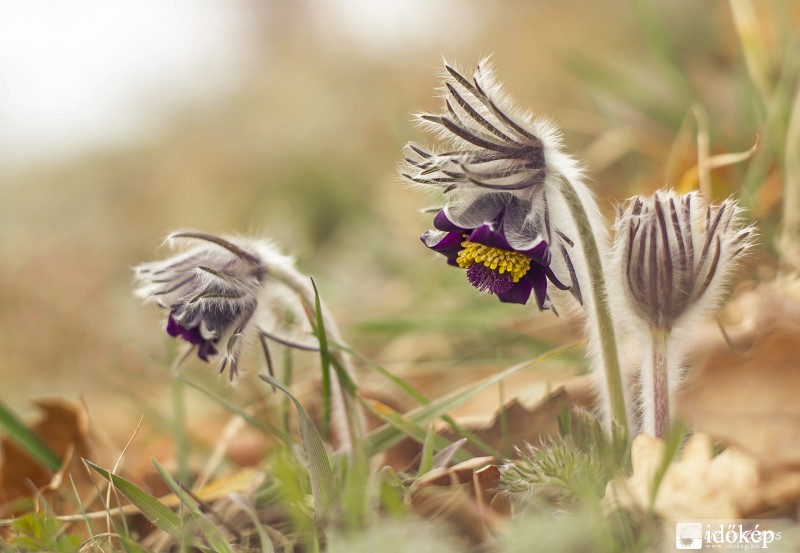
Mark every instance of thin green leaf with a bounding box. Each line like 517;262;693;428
364;343;577;456
84;460;191;545
178;377;292;446
68;475;98;551
258;375;336;517
172;379;190;487
0;399;61;471
152;460;235;553
336;343;502;457
360;398;470;463
418;426;436;475
378;467;407;519
310;278;332;440
281;348;294;436
649;421;686;510
118;536;151;553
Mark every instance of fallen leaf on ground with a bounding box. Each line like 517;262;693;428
603;434;760;520
0;399;94;516
440;375;595;457
605;433;800;519
679;274;800;467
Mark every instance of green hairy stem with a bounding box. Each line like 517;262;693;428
557;179;628;434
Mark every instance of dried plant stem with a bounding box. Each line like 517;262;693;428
650;328;670;439
557;180;628;434
268;264;365;454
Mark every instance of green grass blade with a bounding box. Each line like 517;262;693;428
84;460;192;545
649;421;686;511
68;475;98;550
152;460;235;553
364;343;577;456
118;536;151;553
310;278;332;440
281;348;294;436
178;377;292;446
418;426;436;475
0;399;61;472
360;398;470;463
259;375;336;518
172;379;190;487
335;343;502;457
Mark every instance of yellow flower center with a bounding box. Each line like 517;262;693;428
456;239;531;283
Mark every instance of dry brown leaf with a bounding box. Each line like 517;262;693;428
440;375;595;456
0;399;94;515
678;274;800;467
409;486;500;547
414;456;511;518
605;433;761;519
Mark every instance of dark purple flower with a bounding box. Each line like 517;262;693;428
135;231;281;380
402;60;587;312
422;208;571;308
166;313;218;361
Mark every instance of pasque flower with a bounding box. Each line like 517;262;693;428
613;191;755;436
135;230;366;450
134;231;294;379
403;59;631;432
403;59;588;311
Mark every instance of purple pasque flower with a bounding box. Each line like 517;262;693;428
422;194;574;308
403;59;587;310
135;231;297;380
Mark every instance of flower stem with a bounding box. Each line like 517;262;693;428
557;179;628;434
650;327;669;439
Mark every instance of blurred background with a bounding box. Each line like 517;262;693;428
1;0;797;451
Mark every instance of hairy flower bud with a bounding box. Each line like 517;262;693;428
614;191;754;330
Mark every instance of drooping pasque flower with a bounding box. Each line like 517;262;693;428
134;231;302;380
403;59;591;311
135;230;366;451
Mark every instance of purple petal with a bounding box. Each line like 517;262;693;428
545;267;571;290
433;210;470;233
527;267;549;309
497;278;533;304
167;313;216;362
421;230;463;266
198;342;218;362
466;224;513;250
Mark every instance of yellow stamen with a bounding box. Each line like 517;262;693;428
456;239;531;283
